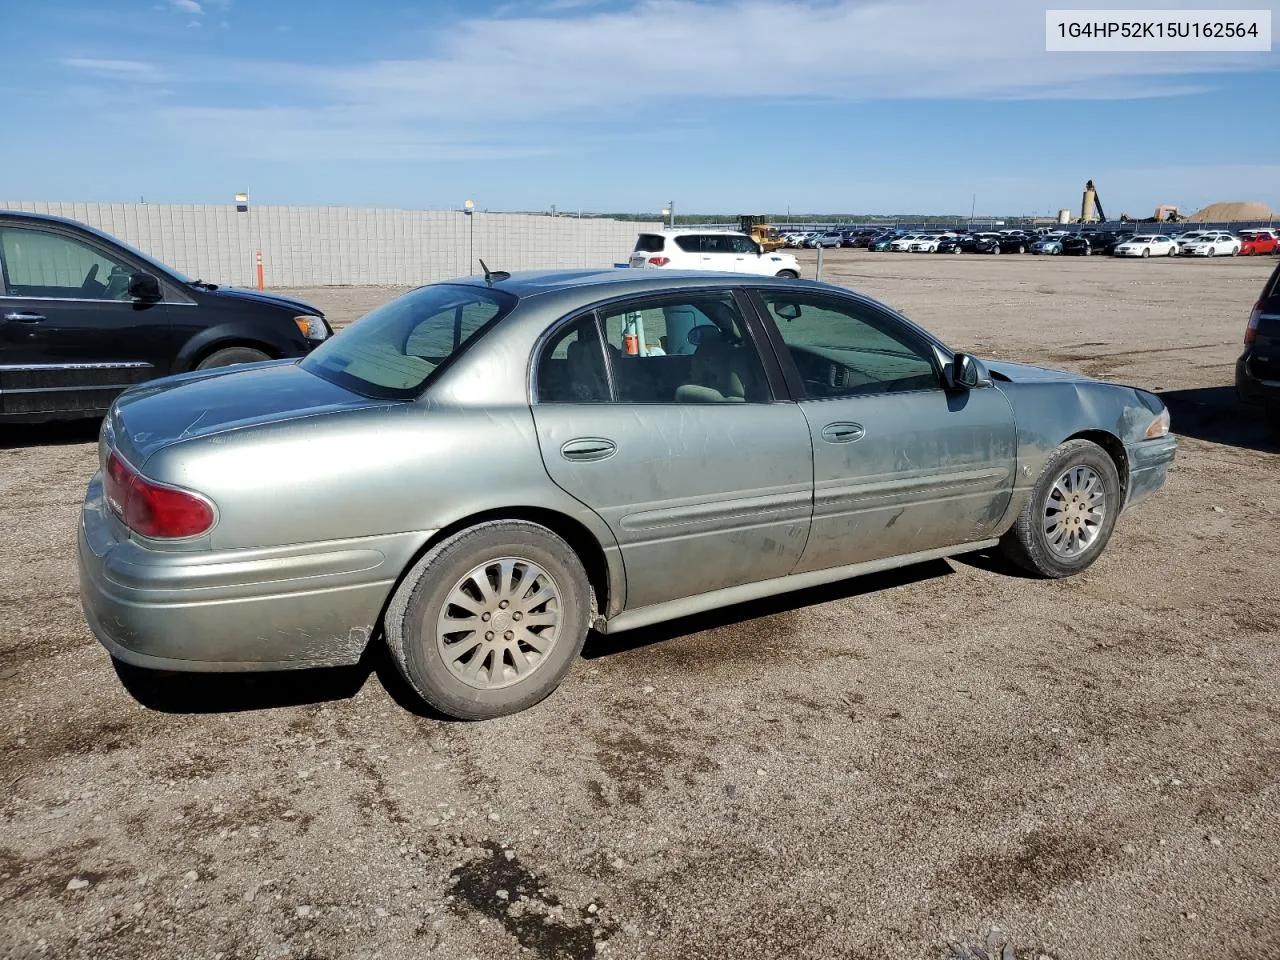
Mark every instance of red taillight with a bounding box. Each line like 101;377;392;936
104;450;215;539
647;256;670;266
1245;301;1262;345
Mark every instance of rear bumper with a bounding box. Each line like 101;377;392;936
78;473;429;672
1124;435;1177;511
1236;354;1280;412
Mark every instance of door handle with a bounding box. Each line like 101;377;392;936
821;422;865;443
3;312;46;323
560;438;617;462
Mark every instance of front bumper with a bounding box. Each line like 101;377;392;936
78;473;428;672
1124;435;1178;511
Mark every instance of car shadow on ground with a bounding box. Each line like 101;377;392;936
1157;386;1278;453
581;559;955;660
0;419;101;449
113;652;375;714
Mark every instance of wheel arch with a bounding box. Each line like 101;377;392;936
376;506;619;645
1065;429;1129;502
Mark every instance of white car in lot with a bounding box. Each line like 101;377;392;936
909;235;947;253
1180;233;1242;257
629;231;801;277
1172;230;1213;252
890;233;929;251
1113;235;1178;258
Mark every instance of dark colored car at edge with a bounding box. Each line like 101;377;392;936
1237;260;1280;427
0;211;331;422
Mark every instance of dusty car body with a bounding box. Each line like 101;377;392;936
79;270;1176;718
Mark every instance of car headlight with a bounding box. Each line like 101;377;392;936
294;315;328;341
1145;408;1171;439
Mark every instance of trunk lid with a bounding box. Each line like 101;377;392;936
106;360;385;466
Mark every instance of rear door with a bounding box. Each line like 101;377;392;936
531;288;813;611
748;287;1016;573
1247;263;1280;383
0;223;181;417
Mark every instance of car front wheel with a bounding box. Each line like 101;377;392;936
196;346;272;369
385;520;592;719
1142;248;1150;258
1000;439;1121;578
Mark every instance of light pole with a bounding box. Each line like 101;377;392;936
464;199;475;275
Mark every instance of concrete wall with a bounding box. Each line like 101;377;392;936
1;201;661;288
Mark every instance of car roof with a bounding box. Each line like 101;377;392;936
646;229;752;238
443;268;817;299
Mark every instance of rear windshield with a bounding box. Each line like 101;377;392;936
634;234;665;253
301;284;516;400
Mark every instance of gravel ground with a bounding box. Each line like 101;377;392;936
2;251;1278;960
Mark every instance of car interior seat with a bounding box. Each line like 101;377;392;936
564;336;611;402
673;322;753;403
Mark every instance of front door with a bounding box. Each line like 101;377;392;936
0;224;177;417
750;288;1016;574
531;289;813;611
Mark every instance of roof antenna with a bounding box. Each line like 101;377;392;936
478;259;510;285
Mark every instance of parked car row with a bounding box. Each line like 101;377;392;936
852;227;1280;258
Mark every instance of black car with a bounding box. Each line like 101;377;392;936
1236;260;1280;427
936;235;966;254
1061;232;1125;256
0;212;331;422
974;233;1033;255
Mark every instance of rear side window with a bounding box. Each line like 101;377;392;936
1265;262;1280;302
634;234;665;253
302;284;515;400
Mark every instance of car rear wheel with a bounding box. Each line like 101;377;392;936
775;269;800;279
196;346;272;369
999;439;1120;579
385;520;592;720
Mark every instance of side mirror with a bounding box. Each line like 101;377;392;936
128;273;162;302
772;301;801;321
951;352;990;390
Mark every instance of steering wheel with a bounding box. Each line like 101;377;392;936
80;264;100;290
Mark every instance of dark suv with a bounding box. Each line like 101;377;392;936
0;211;330;422
1236;260;1280;427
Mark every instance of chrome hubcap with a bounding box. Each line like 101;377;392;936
1043;466;1106;559
436;557;561;690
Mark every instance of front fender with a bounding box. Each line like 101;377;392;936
173;320;307;372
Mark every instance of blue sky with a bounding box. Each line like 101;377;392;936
5;0;1279;215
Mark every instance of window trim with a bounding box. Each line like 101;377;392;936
531;310;614;405
528;285;786;406
744;287;951;403
0;222;195;305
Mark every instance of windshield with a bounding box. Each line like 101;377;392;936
301;284;516;400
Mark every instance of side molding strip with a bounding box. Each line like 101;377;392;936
600;539;999;635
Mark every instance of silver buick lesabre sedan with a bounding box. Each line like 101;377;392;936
79;269;1176;719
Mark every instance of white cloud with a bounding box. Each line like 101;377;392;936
171;0;203;14
61;58;163;81
68;0;1280;163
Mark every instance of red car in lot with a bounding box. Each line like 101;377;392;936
1239;230;1279;256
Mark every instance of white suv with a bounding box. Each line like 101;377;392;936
628;231;801;277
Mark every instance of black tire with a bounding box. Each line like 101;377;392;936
991;246;1000;256
775;269;800;279
999;439;1121;579
384;520;591;720
952;245;962;254
1142;248;1150;258
1017;244;1026;254
196;346;272;370
1084;247;1092;256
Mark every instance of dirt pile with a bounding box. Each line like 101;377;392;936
1187;201;1275;221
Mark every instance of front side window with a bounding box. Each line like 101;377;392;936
1;228;134;300
758;292;940;398
302;283;515;400
598;293;770;403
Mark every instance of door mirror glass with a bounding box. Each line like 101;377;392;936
128;272;162;302
952;352;988;389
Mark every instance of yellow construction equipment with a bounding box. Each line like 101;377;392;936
738;215;786;252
